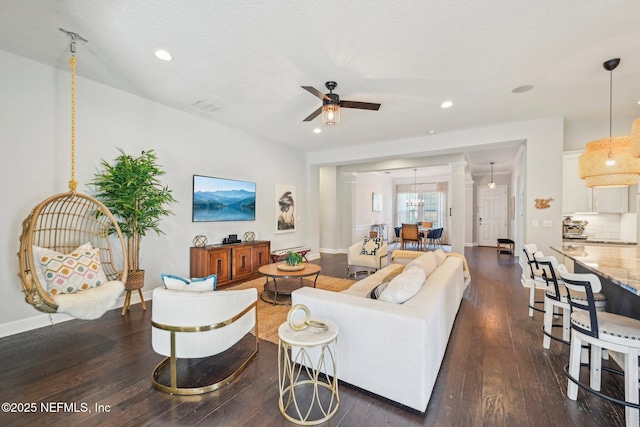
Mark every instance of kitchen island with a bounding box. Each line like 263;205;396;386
552;244;640;319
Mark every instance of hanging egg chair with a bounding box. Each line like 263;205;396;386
16;30;127;320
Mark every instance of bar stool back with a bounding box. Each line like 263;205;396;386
536;255;606;349
560;268;640;427
522;244;546;317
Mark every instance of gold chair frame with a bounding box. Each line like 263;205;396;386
151;300;258;395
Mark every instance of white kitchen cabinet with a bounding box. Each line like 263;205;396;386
562;152;628;213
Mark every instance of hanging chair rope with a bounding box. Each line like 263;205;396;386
16;30;128;318
69;55;78;192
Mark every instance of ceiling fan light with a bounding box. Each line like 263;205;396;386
322;104;340;126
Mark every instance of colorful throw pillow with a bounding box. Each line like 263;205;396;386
368;281;389;299
161;274;217;292
33;243;93;288
36;246;108;295
379;265;426;304
361;237;383;255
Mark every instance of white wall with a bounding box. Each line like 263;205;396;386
354;172;393;241
564;116;637;152
0;49;308;336
309;118;564;257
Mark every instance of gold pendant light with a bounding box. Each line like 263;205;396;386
630;117;640;158
578;58;640;188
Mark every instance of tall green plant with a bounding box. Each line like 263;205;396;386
92;149;176;272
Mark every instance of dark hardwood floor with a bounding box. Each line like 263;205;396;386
0;247;627;426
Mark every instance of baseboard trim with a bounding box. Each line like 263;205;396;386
0;289;154;338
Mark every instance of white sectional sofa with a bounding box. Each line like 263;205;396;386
291;249;467;412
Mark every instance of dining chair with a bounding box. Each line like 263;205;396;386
401;223;421;250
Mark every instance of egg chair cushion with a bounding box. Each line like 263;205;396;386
53;280;125;319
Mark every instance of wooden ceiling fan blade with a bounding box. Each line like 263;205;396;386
301;86;329;100
303;107;322;122
340;100;381;110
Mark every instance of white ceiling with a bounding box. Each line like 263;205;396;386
2;1;640;177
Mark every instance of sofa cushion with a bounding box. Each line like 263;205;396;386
361;237;383;255
404;252;438;277
368;282;389;299
433;249;447;265
380;266;426;304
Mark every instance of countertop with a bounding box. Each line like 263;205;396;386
551;244;640;296
562;237;637;245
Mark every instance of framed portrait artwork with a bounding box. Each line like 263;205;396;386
276;184;295;233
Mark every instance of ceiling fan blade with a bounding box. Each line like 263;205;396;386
303;107;322;122
340;100;381;110
301;86;330;101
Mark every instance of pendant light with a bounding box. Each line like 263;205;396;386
488;162;496;189
406;169;424;207
578;58;640;188
630;117;640;158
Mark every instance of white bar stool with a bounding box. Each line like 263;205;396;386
522;244;547;318
535;254;606;349
561;268;640;427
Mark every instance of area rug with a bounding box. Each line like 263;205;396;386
228;275;355;344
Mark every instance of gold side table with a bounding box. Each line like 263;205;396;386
277;319;339;425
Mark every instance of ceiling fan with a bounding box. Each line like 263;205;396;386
301;81;381;125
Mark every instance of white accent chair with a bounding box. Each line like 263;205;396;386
151;287;258;395
522;244;547;317
561;267;640;427
346;238;389;278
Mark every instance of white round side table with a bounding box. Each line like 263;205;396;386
277;319;339;425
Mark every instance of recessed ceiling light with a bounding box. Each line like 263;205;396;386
637;100;640;105
440;101;453;109
512;85;534;94
428;130;436;134
313;128;322;134
154;50;173;61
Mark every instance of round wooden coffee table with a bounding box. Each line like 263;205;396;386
258;263;321;305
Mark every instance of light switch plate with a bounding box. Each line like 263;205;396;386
543;220;552;228
532;220;539;227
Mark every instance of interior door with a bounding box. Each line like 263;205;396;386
478;185;507;246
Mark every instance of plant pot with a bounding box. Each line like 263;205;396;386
125;270;145;291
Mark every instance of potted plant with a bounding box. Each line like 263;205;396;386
285;251;304;266
92;149;176;289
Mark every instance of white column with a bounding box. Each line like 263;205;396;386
449;161;467;254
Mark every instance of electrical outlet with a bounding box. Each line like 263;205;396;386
543;220;552;228
532;220;539;227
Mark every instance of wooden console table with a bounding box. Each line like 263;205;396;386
190;240;270;288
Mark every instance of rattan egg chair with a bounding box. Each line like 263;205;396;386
15;30;128;319
18;191;128;315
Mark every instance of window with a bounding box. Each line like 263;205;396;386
422;191;439;226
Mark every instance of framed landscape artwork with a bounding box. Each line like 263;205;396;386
192;175;256;222
276;184;295;233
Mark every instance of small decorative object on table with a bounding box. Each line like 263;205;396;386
278;251;305;271
193;235;208;247
243;231;255;242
